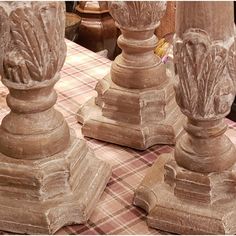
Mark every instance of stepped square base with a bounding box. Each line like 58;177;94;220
0;132;111;234
133;153;236;234
77;76;184;150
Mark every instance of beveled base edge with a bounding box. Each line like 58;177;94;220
133;153;236;234
0;136;112;234
77;98;184;150
133;154;172;213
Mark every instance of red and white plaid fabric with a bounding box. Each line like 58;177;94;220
0;39;236;235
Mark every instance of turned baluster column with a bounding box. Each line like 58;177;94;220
0;2;70;160
77;1;184;150
109;1;167;89
0;2;111;234
134;2;236;234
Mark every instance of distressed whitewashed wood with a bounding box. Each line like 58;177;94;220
0;2;111;234
77;1;184;150
134;2;236;234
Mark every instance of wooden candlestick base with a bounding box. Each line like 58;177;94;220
134;152;236;234
0;131;111;234
134;1;236;234
77;74;183;150
0;2;111;234
77;1;184;150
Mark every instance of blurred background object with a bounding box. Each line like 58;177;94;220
66;1;78;12
155;1;175;39
154;2;175;73
74;1;119;60
65;1;81;41
65;12;81;42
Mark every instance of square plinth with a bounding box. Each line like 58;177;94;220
0;132;111;234
133;153;236;234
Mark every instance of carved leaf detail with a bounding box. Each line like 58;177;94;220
0;7;10;79
2;2;66;84
228;40;236;86
174;28;234;119
200;45;227;116
109;1;166;30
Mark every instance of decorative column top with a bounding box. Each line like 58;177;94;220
0;2;70;160
0;2;66;88
173;1;236;121
108;1;166;31
174;28;235;120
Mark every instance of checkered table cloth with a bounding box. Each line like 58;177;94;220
0;39;235;235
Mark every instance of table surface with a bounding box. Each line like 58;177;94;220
0;40;236;235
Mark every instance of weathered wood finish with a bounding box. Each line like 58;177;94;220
134;2;236;234
0;2;111;234
77;1;184;150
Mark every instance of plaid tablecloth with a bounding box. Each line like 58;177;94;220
0;39;236;235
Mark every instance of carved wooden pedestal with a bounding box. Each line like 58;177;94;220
134;2;236;234
0;2;111;234
77;1;184;150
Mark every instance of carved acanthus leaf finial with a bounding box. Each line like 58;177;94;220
109;1;166;30
1;2;66;85
174;28;235;120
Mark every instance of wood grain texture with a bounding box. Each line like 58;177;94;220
77;1;184;150
135;153;236;234
0;2;111;234
0;134;111;234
